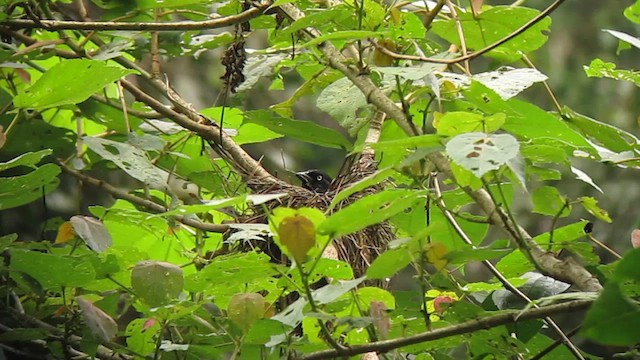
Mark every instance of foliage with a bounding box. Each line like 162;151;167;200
0;0;639;359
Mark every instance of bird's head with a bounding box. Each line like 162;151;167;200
295;170;332;193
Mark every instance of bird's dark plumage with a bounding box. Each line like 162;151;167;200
295;170;332;193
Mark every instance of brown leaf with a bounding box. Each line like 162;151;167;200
76;297;118;343
370;301;390;339
54;221;76;244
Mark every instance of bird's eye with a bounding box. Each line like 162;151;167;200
316;175;323;181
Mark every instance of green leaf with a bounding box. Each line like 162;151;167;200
463;82;594;153
366;247;412;279
131;260;184;307
14;59;136;110
83;136;167;188
625;0;640;24
533;220;589;248
0;149;51;171
431;6;551;62
613;247;640;282
0;233;17;252
563;107;640;154
244;110;351;149
531;186;570;217
434;111;504;136
445;132;520;178
579;197;612;223
319;189;427;237
328;168;395;210
358;134;444;153
445;243;512;264
582;282;640;346
302;30;382;48
0;163;60;210
316;77;370;135
10;250;95;289
583;58;640;87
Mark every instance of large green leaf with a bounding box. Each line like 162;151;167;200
10;250;96;289
0;163;60;210
582;282;640;346
14;59;136;110
316;77;370;135
0;149;51;171
462;82;594;154
83;136;167;188
244;109;351;149
319;189;427;237
563;106;640;154
431;6;551;62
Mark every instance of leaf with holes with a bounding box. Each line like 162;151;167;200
445;132;520;177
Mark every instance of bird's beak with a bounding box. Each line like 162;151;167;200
295;171;311;182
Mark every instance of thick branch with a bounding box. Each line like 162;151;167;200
300;299;593;360
0;4;269;31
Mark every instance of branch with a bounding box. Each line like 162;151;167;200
59;161;230;233
0;3;270;31
300;299;593;360
371;0;565;65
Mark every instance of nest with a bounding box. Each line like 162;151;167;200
241;156;394;287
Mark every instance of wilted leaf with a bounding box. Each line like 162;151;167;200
76;296;118;343
278;215;316;263
131;261;184;307
370;301;390;339
70;216;112;252
55;222;76;244
227;293;266;332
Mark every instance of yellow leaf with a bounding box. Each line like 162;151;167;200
55;222;76;244
425;242;448;270
372;39;396;67
278;215;316;263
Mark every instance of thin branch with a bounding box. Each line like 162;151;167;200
59;161;230;233
0;3;270;31
371;0;565;65
423;0;446;29
299;299;593;360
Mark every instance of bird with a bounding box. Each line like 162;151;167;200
295;170;332;193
